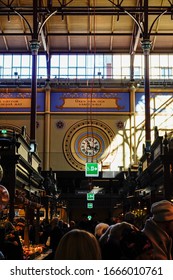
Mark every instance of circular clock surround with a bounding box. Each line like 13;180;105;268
63;119;115;170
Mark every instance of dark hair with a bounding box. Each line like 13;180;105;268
120;229;152;259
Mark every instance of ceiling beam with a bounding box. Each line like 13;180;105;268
151;0;164;51
0;22;8;50
0;31;173;36
129;0;143;55
16;0;30;51
0;6;173;16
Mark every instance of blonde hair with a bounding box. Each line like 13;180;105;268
54;229;102;260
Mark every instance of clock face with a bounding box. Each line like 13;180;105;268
63;119;115;171
80;137;100;156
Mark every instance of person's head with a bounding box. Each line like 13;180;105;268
124;211;135;225
108;221;139;241
151;200;173;238
99;222;139;260
3;221;15;234
50;217;59;229
54;229;102;260
94;222;109;239
15;222;25;232
120;229;153;260
69;220;76;229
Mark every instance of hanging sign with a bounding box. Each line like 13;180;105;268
85;162;99;177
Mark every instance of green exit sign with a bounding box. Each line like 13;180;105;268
85;162;99;177
87;193;95;201
1;129;7;134
87;203;93;209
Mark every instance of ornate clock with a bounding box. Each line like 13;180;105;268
63;119;115;170
80;137;100;156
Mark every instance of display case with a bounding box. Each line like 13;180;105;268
0;127;45;246
137;131;173;202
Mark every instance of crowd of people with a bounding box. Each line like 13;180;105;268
0;199;173;260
